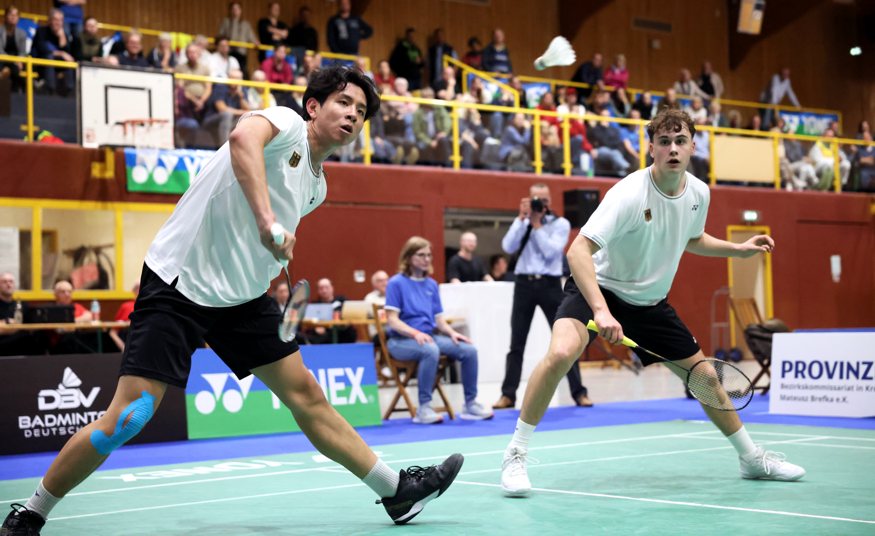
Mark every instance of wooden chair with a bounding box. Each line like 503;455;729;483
372;304;455;420
728;297;770;392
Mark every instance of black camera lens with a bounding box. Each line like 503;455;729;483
531;198;545;212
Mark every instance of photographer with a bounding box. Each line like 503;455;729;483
494;183;591;410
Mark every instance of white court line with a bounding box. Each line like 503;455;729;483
749;431;875;442
456;481;875;525
0;431;713;504
48;483;362;522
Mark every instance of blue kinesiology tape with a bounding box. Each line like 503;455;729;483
90;391;156;455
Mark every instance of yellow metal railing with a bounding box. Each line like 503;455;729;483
443;55;520;109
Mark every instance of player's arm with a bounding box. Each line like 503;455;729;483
566;234;624;344
685;232;774;258
228;114;291;259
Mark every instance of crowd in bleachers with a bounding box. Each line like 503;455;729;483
0;2;872;190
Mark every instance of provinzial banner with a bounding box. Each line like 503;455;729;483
124;147;216;194
186;345;382;439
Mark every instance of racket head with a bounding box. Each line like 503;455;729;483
686;358;754;411
278;278;310;342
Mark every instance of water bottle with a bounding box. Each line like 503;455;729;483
90;299;101;323
13;301;23;324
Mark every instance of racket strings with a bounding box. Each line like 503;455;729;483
686;359;753;411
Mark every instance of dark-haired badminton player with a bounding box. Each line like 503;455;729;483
3;65;462;535
500;109;804;497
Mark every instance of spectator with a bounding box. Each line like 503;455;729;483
0;6;27;92
588;88;616;116
54;280;91;322
326;0;372;55
389;27;425;90
688;116;710;180
685;96;708;124
657;87;680;113
175;44;212;146
435;65;457;100
777;124;818;191
698;61;724;99
303;278;356;344
218;1;259;76
373;59;395;88
261;43;294;84
177;34;209;67
54;0;84;38
602;53;628;90
256;2;288;63
611;87;631;117
300;50;321;78
244;69;277;110
74;16;102;62
447;232;490;283
272;281;290;313
499;113;533;172
364;270;389;308
0;272;38;356
385;236;493;423
108;282;139;352
631;90;655;120
209;35;241;78
481;28;512;74
456;102;492;168
760;67;800;128
747;114;763;132
413;87;451;165
620;108;643;167
428;28;457;91
857;120;871;140
571;52;603;99
727;109;743;129
589;110;632;176
287;74;308;118
489;254;514;282
115;32;150;68
462;36;482;69
557;87;591;170
673;68;709;99
810;128;850;189
148;33;177;72
382;77;419;165
535;92;563;173
287;5;318;70
203;69;250;146
708;100;728;128
32;8;76;96
854;131;875;191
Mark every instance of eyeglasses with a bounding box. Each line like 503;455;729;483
413;252;433;259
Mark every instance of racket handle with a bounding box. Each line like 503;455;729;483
585;320;637;348
270;222;286;246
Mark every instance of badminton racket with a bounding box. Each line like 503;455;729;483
586;320;753;411
272;223;309;342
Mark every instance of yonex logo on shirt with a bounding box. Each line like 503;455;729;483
692;204;699;211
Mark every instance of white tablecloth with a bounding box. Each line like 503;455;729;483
439;281;553;383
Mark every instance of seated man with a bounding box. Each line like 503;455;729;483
499;113;533;172
175;43;212;147
114;32;150;68
48;280;92;354
364;270;389;310
853;131;875;192
412;88;451;166
809;128;851;189
32;8;76;96
0;272;39;356
588;110;632;177
447;231;490;283
202;69;250;147
385;236;493;424
302;278;356;344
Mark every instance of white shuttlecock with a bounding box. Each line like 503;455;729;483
534;36;576;71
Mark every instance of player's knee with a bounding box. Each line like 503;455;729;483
548;342;582;367
90;391;156;455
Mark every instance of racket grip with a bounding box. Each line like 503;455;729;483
585;320;637;348
270;222;285;246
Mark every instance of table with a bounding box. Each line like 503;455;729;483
0;321;130;353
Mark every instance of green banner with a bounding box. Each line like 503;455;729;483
124;147;216;194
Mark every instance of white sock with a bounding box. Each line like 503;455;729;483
362;459;400;498
728;426;758;457
508;419;536;452
24;480;60;520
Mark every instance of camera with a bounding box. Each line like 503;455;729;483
530;197;547;213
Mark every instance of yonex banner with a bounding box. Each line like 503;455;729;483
124;147;216;194
0;353;187;455
185;345;382;439
777;111;840;136
770;331;875;418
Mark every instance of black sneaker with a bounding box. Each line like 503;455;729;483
1;504;45;536
376;453;464;525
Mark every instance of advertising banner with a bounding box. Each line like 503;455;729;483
185;344;381;439
778;111;839;136
0;354;187;455
770;331;875;418
124;147;216;194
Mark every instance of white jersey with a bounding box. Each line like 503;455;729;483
146;107;326;307
580;167;710;306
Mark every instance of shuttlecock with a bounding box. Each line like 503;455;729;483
534;36;576;71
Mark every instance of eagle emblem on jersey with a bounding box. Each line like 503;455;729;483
289;152;301;168
644;208;652;222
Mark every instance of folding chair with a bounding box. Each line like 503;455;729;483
372;304;455;420
729;297;770;392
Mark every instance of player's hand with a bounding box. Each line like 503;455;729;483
450;331;471;345
592;311;624;345
737;234;774;258
413;331;434;345
262;222;296;264
519;197;531;220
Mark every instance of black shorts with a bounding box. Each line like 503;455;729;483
119;264;299;388
555;278;700;366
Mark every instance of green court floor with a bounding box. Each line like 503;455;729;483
2;421;873;535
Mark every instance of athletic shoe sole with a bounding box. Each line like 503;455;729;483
393;453;464;525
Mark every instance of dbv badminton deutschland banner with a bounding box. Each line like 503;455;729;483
124;147;216;194
186;345;382;439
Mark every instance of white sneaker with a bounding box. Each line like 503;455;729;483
412;405;444;424
460;400;494;420
501;447;532;497
739;446;805;481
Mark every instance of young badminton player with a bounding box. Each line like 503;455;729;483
500;109;805;497
3;66;462;535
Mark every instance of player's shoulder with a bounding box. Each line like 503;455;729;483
608;168;650;199
684;171;711;199
252;106;306;135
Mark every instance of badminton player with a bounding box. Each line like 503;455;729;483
3;66;462;535
500;109;804;497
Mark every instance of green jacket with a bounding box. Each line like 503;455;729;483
413;106;451;145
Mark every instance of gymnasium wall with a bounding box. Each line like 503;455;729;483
12;0;873;129
1;141;872;352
